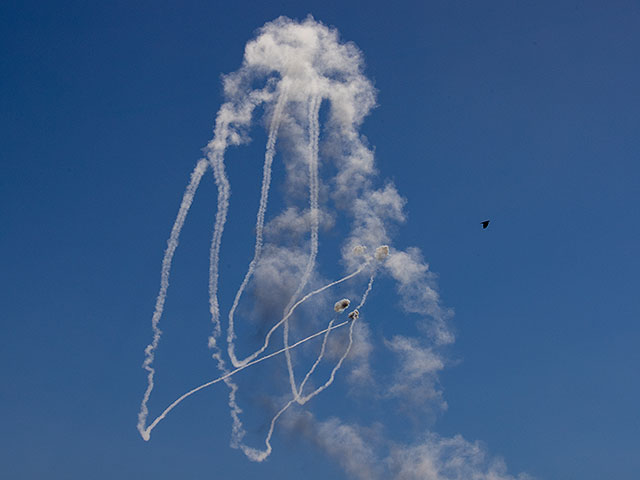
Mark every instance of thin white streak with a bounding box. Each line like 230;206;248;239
227;86;289;366
284;94;323;396
297;273;375;404
140;319;352;440
137;158;209;440
243;272;376;461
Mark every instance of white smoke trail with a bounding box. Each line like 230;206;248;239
138;251;367;441
297;273;375;404
205;116;244;450
206;87;279;346
225;261;368;370
137;158;209;440
226;86;289;367
140;317;352;441
296;317;335;402
222;261;368;454
203;89;287;452
136;17;502;477
284;94;323;396
138;17;381;457
243;271;376;462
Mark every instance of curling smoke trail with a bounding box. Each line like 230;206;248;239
139;259;368;441
141;269;374;445
138;16;415;464
284;94;323;396
221;261;368;455
297;317;336;399
203;90;287;454
135;17;525;480
137;158;208;438
245;272;376;462
140;317;352;440
225;261;367;376
297;273;375;404
227;86;289;367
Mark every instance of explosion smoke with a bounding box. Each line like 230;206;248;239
334;299;351;313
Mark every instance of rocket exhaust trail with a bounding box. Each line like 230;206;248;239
284;94;323;397
296;317;335;401
207;114;236;341
139;318;352;440
297;273;376;404
207;88;290;452
140;257;368;443
221;254;369;455
138;17;413;464
137;158;209;438
247;272;377;461
225;261;368;370
227;86;289;367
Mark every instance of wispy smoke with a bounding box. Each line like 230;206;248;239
305;414;533;480
137;15;528;480
384;335;447;414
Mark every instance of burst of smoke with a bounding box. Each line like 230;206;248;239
353;245;367;256
136;16;522;479
375;245;390;261
334;298;351;313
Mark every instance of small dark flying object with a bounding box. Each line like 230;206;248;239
481;220;490;229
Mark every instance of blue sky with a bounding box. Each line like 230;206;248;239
1;1;639;479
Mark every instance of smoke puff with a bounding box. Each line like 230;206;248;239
334;298;351;312
375;245;389;261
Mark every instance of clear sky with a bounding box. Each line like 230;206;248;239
1;1;639;479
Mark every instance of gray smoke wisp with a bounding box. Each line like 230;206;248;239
137;15;528;479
